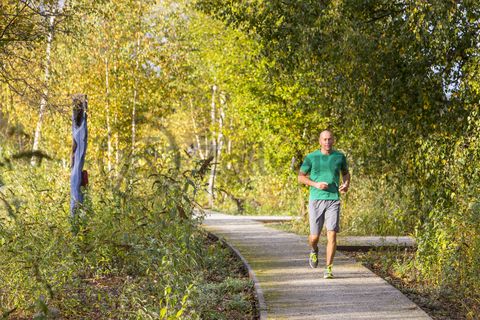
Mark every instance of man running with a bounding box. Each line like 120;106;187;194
298;130;350;279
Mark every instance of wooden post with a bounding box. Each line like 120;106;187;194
70;94;88;218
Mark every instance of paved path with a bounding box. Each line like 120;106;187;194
203;213;431;320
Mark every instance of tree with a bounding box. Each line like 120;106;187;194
197;0;480;310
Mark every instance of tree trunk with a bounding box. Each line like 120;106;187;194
227;118;232;169
131;44;139;165
190;98;204;159
31;11;55;166
208;84;218;207
204;135;209;158
131;1;142;166
113;61;119;174
208;88;226;208
105;56;112;173
216;91;226;164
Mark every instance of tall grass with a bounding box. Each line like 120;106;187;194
0;159;254;319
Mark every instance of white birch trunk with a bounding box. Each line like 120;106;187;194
105;56;112;173
31;0;66;166
227;118;233;169
131;86;137;159
112;59;120;175
189;98;204;159
217;91;226;163
204;135;209;158
208;84;218;207
111;60;120;174
31;12;55;166
114;112;119;172
131;0;143;166
131;34;140;165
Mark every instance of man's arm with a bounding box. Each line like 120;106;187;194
338;171;350;193
298;171;328;190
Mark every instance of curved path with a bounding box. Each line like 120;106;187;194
203;212;431;320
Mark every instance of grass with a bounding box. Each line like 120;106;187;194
0;163;259;320
190;233;258;320
3;232;258;320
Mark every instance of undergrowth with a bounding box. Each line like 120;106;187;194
0;161;257;319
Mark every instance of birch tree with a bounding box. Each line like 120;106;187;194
31;0;66;166
104;55;112;173
207;84;218;207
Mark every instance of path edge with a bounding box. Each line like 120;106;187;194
207;231;267;320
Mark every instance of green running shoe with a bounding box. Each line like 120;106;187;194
323;264;334;279
309;250;318;268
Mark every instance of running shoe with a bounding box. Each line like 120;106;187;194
323;264;334;279
309;249;319;268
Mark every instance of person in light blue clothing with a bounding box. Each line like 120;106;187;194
298;130;350;279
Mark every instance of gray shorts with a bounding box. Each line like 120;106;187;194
308;200;340;235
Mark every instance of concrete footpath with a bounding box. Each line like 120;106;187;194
203;212;431;320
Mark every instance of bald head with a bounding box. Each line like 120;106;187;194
319;130;333;139
319;130;334;154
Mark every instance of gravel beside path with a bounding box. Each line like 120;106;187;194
203;212;431;320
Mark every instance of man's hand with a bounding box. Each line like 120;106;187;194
315;182;329;190
339;171;350;194
298;173;328;190
339;183;349;193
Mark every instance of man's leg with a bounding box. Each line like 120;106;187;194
309;234;320;251
308;234;320;268
308;200;324;268
326;231;337;266
323;200;340;278
308;200;324;250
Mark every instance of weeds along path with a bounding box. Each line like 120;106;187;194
203;212;431;320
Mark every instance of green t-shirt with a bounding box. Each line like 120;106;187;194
300;149;348;200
